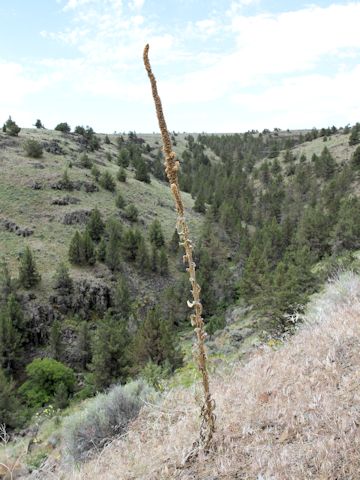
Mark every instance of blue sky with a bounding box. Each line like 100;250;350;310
1;0;360;133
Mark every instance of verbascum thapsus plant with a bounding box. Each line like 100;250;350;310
143;44;216;459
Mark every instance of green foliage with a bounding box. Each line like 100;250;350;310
3;116;20;136
19;358;75;408
99;171;116;191
91;315;131;389
55;122;71;133
115;191;126;209
135;157;150;183
86;207;104;242
64;381;150;462
132;307;182;372
68;231;95;265
351;145;360;170
61;168;73;190
194;193;206;213
332;197;360;252
18;246;41;289
79;152;92;169
0;368;21;428
0;294;24;372
105;218;122;271
91;164;100;181
117;167;127;182
124;203;139;222
77;321;91;370
158;248;169;276
53;262;73;295
104;134;111;145
23;139;43;158
117;148;130;168
168;229;180;253
49;320;63;360
349;122;360;146
97;237;107;262
113;277;132;319
34;119;44;129
149;219;165;248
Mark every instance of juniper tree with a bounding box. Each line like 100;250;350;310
117;167;127;182
69;231;84;265
86;208;104;242
91;315;131;389
50;320;63;360
135;157;150;183
149;219;165;248
83;230;96;265
115;192;126;209
55;122;71;133
18;247;41;289
3;116;20;136
117;148;130;168
99;171;116;191
53;262;73;295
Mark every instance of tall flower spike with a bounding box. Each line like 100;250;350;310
143;44;216;458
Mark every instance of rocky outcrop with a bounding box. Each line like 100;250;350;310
0;218;34;237
50;180;98;193
50;278;112;319
62;209;91;225
51;196;81;206
43;140;64;155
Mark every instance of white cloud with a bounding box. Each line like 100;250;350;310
128;0;144;11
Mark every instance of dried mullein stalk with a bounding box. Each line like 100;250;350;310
143;44;216;459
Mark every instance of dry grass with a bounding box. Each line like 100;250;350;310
63;272;360;480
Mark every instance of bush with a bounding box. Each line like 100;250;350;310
79;152;92;169
99;171;116;192
18;246;41;289
3;116;20;136
23;139;43;158
124;204;138;222
55;122;71;133
115;192;126;209
64;380;155;462
19;358;75;408
117;167;127;182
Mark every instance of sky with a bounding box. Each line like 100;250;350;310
1;0;360;133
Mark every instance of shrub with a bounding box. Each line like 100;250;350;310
18;246;41;289
117;167;127;182
99;171;116;192
91;164;100;181
19;358;75;408
55;122;71;133
79;152;92;169
23;139;43;158
115;192;126;209
124;204;138;222
3;116;20;136
34;119;44;129
64;380;155;462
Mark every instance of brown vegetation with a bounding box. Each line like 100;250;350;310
71;272;360;479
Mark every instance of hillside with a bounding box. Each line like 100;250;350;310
1;121;360;478
34;272;360;479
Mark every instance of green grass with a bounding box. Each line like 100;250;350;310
0;128;202;298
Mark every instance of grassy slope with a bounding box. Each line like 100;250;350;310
0;129;202;299
71;272;360;480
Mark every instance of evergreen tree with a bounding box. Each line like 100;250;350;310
49;320;63;360
99;171;116;191
349;122;360;146
3;116;20;136
194;193;206;213
91;165;100;181
113;277;132;319
104;134;111;144
124;204;139;222
86;208;104;242
91;315;130;389
69;231;84;265
97;237;107;262
296;206;330;258
53;262;73;295
136;237;150;272
18;247;41;289
82;230;96;265
238;245;270;308
115;192;126;209
168;229;180;254
0;260;13;305
61;168;73;190
78;321;91;370
135;157;150;183
132;308;182;372
332;197;360;252
34;119;44;129
117;148;130;168
150;245;159;273
149;219;165;248
117;167;127;182
0;298;23;373
158;248;169;276
0;368;21;428
55;122;71;133
351;145;360;170
105;220;122;271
